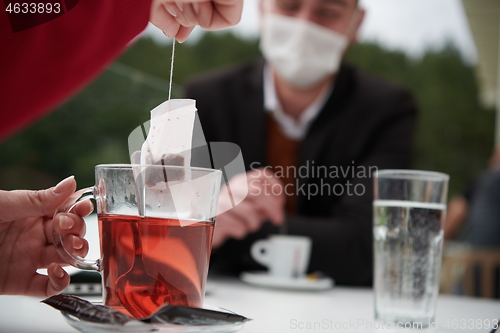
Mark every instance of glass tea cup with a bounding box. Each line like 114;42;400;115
53;164;222;318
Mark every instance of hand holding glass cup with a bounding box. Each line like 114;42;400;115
52;164;221;318
373;169;449;328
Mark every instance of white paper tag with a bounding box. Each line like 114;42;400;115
140;99;197;168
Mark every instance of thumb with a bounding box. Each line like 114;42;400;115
0;176;76;222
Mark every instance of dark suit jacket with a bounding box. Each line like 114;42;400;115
184;59;417;286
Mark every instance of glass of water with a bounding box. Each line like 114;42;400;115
373;169;449;329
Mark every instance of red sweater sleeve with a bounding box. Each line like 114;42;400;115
0;0;152;141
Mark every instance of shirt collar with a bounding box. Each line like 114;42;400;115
263;65;332;141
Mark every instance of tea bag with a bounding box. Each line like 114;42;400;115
140;99;197;172
136;99;198;221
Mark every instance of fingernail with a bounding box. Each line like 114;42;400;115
193;2;199;14
175;1;183;11
59;216;74;230
54;265;64;279
53;175;74;194
165;4;177;17
73;236;84;250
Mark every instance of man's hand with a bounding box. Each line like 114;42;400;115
212;169;285;249
0;176;91;297
150;0;243;42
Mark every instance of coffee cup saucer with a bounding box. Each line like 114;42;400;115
240;271;334;291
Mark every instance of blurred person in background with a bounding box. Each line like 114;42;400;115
445;145;500;247
185;0;417;285
0;0;243;296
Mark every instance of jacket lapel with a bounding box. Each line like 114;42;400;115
235;59;267;170
296;64;356;212
299;64;356;167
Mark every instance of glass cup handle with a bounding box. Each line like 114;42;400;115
250;239;271;268
52;186;100;271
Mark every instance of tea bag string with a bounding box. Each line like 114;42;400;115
161;38;176;181
168;38;176;101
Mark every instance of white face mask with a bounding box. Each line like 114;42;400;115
260;13;349;88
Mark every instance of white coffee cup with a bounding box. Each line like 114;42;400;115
250;235;312;278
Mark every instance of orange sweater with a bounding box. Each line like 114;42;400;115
266;114;300;215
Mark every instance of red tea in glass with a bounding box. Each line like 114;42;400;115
99;214;214;318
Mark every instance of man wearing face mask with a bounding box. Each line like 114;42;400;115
185;0;416;286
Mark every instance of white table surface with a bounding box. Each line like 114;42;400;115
1;276;500;333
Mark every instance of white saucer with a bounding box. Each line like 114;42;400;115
240;271;334;291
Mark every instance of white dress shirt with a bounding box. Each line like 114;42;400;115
263;65;333;141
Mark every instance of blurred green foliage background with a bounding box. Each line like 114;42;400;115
0;32;494;198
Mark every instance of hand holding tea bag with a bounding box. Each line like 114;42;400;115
150;0;244;42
